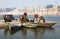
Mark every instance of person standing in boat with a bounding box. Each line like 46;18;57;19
39;16;45;23
34;14;39;23
19;12;28;23
19;12;29;26
23;12;29;23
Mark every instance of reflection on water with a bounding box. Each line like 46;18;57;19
4;27;55;39
4;26;23;35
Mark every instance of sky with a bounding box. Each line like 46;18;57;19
0;0;60;8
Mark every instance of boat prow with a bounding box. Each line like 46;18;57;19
37;23;56;27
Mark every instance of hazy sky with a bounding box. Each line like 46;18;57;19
0;0;60;8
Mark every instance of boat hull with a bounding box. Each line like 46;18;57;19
37;23;56;27
8;23;56;29
23;23;56;28
23;23;37;28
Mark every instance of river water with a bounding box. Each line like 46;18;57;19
0;15;60;39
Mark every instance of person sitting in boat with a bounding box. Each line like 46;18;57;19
19;15;24;23
3;15;14;23
33;14;39;23
39;16;45;23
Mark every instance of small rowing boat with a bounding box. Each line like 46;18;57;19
21;22;56;28
8;22;56;29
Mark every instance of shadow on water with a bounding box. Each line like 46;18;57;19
4;26;55;39
4;26;23;35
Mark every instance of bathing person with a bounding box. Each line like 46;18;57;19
39;16;45;23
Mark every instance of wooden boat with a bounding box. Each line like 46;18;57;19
22;22;56;28
23;23;38;28
8;22;56;29
37;23;56;27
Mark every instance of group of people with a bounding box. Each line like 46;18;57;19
3;15;14;23
19;12;45;24
3;12;45;23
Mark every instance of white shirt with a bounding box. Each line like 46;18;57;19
40;20;43;23
34;18;39;23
